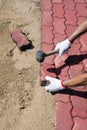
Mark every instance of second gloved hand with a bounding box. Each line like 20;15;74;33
55;39;71;56
44;76;65;92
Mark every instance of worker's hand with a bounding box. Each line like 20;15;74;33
55;39;71;56
44;76;65;92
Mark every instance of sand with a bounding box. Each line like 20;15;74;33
0;0;55;130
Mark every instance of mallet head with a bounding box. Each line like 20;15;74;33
36;50;46;63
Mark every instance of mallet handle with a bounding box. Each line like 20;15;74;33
45;49;59;57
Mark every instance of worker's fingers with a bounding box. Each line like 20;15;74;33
45;76;54;82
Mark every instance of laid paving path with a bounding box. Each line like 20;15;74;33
41;0;87;130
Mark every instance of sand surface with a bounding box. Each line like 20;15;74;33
0;0;55;130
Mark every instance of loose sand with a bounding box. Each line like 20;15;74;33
0;0;55;130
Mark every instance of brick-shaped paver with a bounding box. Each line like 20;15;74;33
42;26;54;44
42;11;53;26
65;10;77;25
41;62;56;80
55;93;70;103
54;54;68;67
76;3;87;17
73;117;87;130
56;102;73;130
71;96;87;118
63;0;75;10
53;3;64;18
53;17;66;34
41;0;87;130
42;0;52;11
69;63;83;78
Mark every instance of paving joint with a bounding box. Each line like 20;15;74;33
62;3;68;37
73;0;79;26
51;0;55;47
68;93;75;130
73;115;87;119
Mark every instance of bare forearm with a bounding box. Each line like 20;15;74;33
63;73;87;87
69;20;87;43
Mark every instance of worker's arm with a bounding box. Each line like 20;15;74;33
55;20;87;56
63;73;87;87
44;73;87;92
69;20;87;43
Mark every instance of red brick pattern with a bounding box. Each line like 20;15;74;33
41;0;87;130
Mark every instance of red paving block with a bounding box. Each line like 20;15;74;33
42;26;54;44
56;102;73;130
54;54;70;79
73;117;87;130
42;11;53;26
55;94;70;103
69;63;83;78
42;0;52;11
11;29;30;48
71;96;87;118
53;3;64;18
63;0;75;10
65;10;77;26
76;3;87;17
41;62;56;80
41;42;55;64
54;33;66;45
53;17;66;34
66;25;77;38
54;54;68;67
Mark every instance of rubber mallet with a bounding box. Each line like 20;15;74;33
36;49;59;63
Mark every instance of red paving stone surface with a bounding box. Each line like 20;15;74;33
41;0;87;130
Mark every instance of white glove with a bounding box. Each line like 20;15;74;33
55;39;71;56
44;76;65;92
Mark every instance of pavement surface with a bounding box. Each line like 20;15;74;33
41;0;87;130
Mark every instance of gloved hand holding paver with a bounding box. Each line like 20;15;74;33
44;76;65;92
